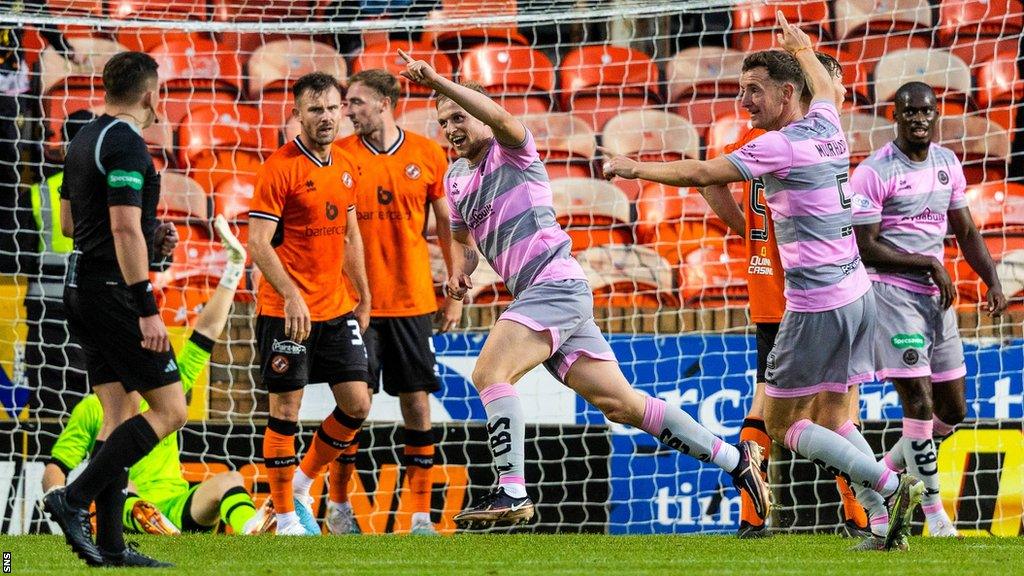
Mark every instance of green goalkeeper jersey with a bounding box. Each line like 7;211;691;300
49;332;214;498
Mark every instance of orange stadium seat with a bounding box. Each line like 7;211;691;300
108;0;209;53
576;245;680;310
352;41;453;98
158;172;210;224
934;114;1011;185
965;180;1024;233
833;0;933;65
679;241;748;308
521;113;596;179
395;106;450;154
840;32;932;77
148;38;242;126
666;46;745;131
975;51;1024;137
602;111;700;201
841;111;894;168
559;45;661;131
211;0;318;53
705;112;751;160
420;0;529;51
246;39;347;99
153;234;225;327
815;46;873;106
873;49;972;116
213;174;257;223
635;183;729;266
458;45;556;115
731;0;830;52
177;104;277;192
550;178;631;250
937;0;1024;63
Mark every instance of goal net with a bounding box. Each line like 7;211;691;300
0;0;1021;536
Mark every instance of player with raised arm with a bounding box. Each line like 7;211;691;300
248;72;372;536
325;69;458;535
602;14;924;551
44;51;186;568
397;48;770;529
43;217;275;537
701;52;870;539
851;81;1007;538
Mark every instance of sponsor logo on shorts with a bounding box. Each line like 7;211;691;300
272;339;306;355
270;354;290;374
891;333;926;349
938;170;949;185
903;349;920;366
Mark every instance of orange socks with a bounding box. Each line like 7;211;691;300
403;428;436;514
328;442;359;504
739;417;772;527
298;407;364;481
263;417;298;514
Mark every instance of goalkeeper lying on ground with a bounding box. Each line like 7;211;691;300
42;216;274;536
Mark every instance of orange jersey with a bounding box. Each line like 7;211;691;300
337;129;448;317
724;128;786;324
250;138;360;321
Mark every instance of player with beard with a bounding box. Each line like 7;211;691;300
851;81;1006;537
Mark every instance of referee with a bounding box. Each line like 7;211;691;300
43;51;185;568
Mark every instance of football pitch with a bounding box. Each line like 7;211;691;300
2;534;1023;575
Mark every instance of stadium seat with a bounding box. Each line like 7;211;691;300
679;242;748;308
815;46;873;106
143;120;176;169
975;51;1024;136
937;0;1024;49
965;181;1024;233
550;178;631;250
666;46;746;130
704;112;751;160
108;0;209;52
521;113;596;179
153;234;225;327
177;104;277;191
635;183;729;266
420;0;529;51
559;45;661;131
245;39;347;99
731;1;830;52
934;114;1011;185
841;111;894;167
576;245;680;310
833;0;932;66
211;0;319;53
396;105;451;153
840;31;933;76
159;172;210;224
213;174;256;223
352;40;453;98
458;45;556;115
873;49;972;115
602;110;700;201
149;38;243;125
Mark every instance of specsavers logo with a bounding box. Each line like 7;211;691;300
891;333;925;349
107;170;143;191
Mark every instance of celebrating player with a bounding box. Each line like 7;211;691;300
324;69;458;535
397;49;770;529
43;216;274;537
44;51;186;568
851;81;1007;537
248;72;372;536
701;52;870;539
602;14;924;551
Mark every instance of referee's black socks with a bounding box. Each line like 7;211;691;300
67;415;160;511
88;440;128;552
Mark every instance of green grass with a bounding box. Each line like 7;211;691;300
1;534;1022;575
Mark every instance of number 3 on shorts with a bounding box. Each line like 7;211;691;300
347;319;364;346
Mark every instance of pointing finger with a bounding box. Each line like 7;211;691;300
397;48;412;63
777;10;790;28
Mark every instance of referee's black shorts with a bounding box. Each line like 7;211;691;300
755;322;781;384
64;279;180;393
364;314;440;396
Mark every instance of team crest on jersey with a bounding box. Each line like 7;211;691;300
270;354;290;374
342;172;354;188
405;163;422;180
937;170;949;185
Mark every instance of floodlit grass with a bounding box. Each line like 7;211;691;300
2;533;1022;575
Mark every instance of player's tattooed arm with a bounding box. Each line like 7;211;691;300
949;207;1007;316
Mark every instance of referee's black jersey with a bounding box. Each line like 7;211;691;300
61;114;161;278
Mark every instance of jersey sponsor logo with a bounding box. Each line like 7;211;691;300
891;333;926;349
903;348;920;365
270;354;290;374
902;207;945;223
271;339;307;355
107;170;144;191
466;204;493;229
376;186;394;205
938;170;949;185
342;172;354;188
851;193;872;210
305;224;346;237
405;163;421;180
747;254;774;276
326;201;339;221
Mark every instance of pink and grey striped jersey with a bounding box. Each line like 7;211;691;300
725;100;871;313
445;130;586;296
849;141;968;295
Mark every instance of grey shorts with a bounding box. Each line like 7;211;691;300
500;279;616;382
765;290;876;398
872;281;966;383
